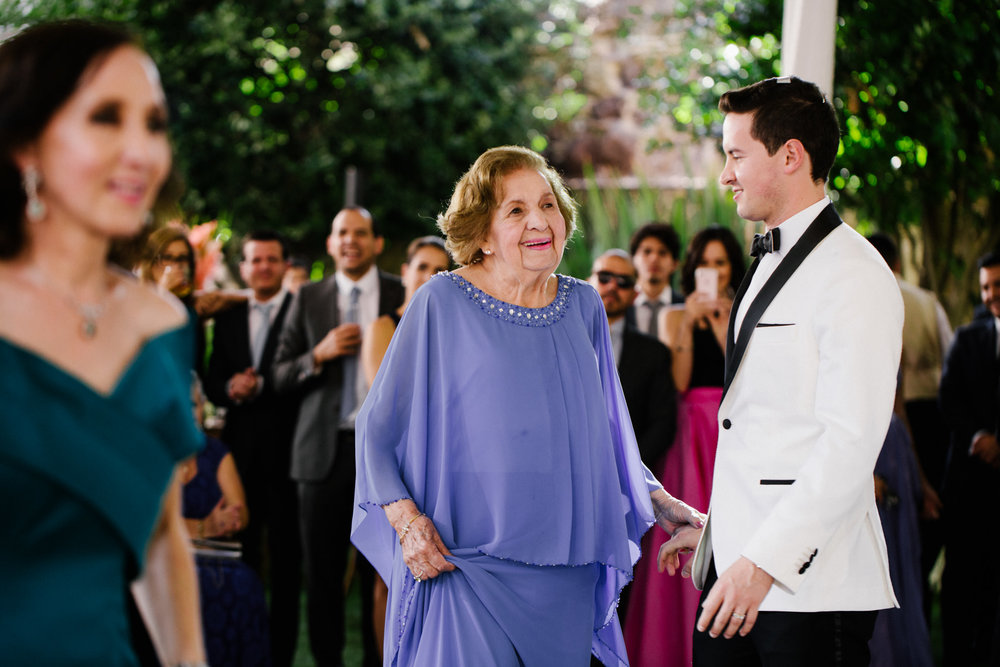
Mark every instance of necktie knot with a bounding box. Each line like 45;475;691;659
751;228;781;257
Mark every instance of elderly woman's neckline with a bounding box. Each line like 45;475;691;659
452;266;559;309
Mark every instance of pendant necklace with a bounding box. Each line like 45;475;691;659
19;267;126;340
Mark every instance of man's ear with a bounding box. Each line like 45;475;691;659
782;138;809;176
374;236;385;256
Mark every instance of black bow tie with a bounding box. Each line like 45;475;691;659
750;228;781;257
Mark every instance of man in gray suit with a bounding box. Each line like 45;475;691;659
272;206;404;667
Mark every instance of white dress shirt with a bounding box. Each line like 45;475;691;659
335;265;380;427
734;196;831;334
634;288;674;335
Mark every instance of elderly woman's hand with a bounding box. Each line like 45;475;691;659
650;488;705;537
383;499;456;582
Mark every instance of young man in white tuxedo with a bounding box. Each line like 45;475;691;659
662;76;904;666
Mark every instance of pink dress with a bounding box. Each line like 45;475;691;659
624;326;724;667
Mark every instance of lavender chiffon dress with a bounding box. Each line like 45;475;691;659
352;273;662;666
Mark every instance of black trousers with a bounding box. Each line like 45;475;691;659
298;429;377;667
692;560;878;667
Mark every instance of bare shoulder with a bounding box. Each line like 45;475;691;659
116;271;190;338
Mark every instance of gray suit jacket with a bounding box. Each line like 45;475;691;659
271;270;404;481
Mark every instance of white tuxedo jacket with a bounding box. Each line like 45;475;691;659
691;205;903;612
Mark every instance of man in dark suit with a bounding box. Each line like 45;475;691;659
588;249;677;637
626;222;685;337
938;248;1000;666
272;207;404;667
204;229;302;667
589;249;677;468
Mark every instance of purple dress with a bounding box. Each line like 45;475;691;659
352;272;662;666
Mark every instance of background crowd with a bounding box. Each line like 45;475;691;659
3;16;999;667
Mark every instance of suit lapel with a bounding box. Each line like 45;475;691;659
260;292;292;373
230;301;252;365
721;204;842;402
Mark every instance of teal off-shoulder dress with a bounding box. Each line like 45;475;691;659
0;324;203;665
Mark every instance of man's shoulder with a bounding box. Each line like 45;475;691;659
954;316;994;343
623;325;670;359
378;269;403;287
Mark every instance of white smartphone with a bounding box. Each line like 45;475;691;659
694;267;718;297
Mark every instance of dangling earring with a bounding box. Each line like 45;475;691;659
22;166;46;222
143;211;154;228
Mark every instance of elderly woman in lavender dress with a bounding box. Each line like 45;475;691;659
351;145;703;666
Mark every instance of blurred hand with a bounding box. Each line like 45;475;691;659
158;265;191;298
194;290;247;318
227;368;259;402
920;479;942;520
203;497;245;537
312;323;362;365
971;433;1000;469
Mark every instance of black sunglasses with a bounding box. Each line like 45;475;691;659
596;271;636;289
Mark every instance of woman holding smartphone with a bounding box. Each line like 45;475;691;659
624;224;746;667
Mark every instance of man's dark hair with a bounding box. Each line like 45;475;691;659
866;232;899;270
977;248;1000;271
242;229;289;261
628;222;681;260
718;76;840;183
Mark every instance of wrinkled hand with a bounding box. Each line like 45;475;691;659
383;500;455;582
203;497;245;537
658;525;701;577
650;488;705;537
697;556;773;639
312;323;362;365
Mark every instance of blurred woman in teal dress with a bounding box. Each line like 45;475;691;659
0;20;206;665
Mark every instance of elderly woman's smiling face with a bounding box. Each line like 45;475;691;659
483;168;567;275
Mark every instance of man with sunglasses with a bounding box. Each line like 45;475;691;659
589;249;678;634
589;249;678;470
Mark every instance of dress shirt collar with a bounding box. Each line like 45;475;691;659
770;196;831;258
634;287;672;308
608;316;625;366
249;287;287;310
335;264;378;295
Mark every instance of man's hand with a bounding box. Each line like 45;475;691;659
971;433;1000;469
312;323;362;366
697;556;774;639
658;525;701;577
227;368;260;402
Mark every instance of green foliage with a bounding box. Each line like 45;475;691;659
2;0;565;263
626;0;999;319
561;166;746;280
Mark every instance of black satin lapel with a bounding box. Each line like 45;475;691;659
727;257;761;363
721;205;842;400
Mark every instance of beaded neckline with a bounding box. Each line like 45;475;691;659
444;272;574;327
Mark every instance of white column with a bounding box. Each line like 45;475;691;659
781;0;838;97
